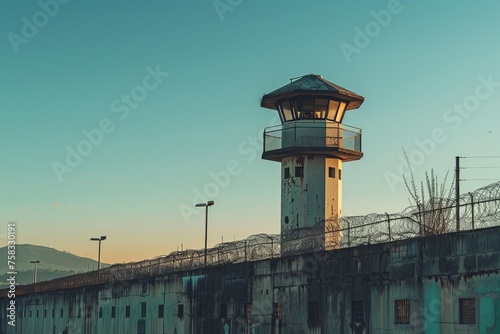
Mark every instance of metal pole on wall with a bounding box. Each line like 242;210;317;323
417;204;423;237
469;192;475;230
30;260;40;284
455;156;460;231
195;200;214;268
204;205;208;267
98;239;102;271
90;236;106;275
385;212;391;242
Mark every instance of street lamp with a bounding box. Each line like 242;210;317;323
90;236;107;271
195;200;214;267
30;260;40;283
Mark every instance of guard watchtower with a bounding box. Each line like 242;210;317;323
260;74;364;251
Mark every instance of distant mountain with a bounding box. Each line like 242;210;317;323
0;244;109;287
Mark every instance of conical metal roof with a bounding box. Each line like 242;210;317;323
261;74;364;110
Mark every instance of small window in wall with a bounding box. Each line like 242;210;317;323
178;304;184;318
37;310;39;318
220;303;228;319
339;169;342;180
137;319;146;334
244;303;252;319
328;167;335;178
198;304;206;318
30;310;32;318
352;301;364;324
140;302;147;318
142;283;148;293
272;303;282;320
295;166;304;177
395;300;410;324
158;304;164;318
308;301;320;326
284;167;290;179
125;306;131;318
61;308;64;318
98;307;102;318
87;307;92;318
111;306;116;318
52;309;55;318
459;298;476;324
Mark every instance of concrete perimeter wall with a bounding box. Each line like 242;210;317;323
1;227;500;333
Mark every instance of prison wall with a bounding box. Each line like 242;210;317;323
1;226;500;334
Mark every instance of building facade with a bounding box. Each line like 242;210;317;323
2;226;499;333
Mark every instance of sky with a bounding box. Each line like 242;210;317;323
1;0;500;264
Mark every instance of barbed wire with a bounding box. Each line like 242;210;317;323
3;181;500;297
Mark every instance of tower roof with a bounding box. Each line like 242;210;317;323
261;74;364;110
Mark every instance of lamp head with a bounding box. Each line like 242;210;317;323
195;201;215;207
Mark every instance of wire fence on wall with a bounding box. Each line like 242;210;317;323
3;181;500;297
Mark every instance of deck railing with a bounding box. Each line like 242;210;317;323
263;121;362;154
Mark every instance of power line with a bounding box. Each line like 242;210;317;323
455;155;500;230
461;166;500;169
461;156;500;159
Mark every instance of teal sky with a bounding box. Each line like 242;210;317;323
2;1;500;263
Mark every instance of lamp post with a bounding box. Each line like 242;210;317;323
30;260;40;283
90;236;107;271
195;200;214;267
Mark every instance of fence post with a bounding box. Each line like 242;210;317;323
417;204;423;237
469;192;475;230
271;238;274;258
385;212;391;242
347;219;351;248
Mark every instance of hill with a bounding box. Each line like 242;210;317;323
0;244;109;287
